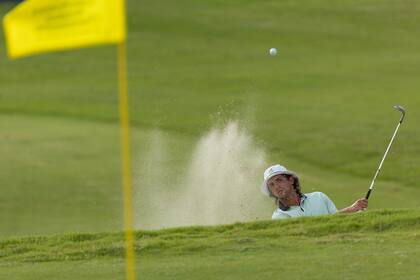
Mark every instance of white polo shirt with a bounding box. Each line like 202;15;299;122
272;192;338;219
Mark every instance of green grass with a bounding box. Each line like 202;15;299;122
0;114;197;236
1;209;420;279
1;0;420;237
1;0;420;278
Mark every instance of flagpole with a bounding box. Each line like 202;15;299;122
117;40;137;280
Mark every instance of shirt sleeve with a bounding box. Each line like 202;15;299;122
272;209;291;219
320;192;338;214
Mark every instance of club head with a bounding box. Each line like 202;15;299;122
393;105;406;123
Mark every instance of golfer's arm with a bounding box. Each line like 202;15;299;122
337;198;368;214
337;207;355;214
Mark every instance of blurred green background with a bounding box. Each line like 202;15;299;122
0;0;419;237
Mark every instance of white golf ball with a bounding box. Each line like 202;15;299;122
269;48;277;56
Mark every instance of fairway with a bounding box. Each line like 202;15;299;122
1;0;420;279
1;0;420;236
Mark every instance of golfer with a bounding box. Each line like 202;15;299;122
261;164;368;219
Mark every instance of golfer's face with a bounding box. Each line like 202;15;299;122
267;174;294;199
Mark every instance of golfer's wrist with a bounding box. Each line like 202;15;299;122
338;206;356;213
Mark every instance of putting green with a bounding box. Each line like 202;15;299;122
1;0;419;237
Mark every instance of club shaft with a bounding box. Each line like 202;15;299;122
365;121;402;199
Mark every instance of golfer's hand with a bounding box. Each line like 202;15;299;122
350;198;368;212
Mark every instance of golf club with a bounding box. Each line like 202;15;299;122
365;105;406;199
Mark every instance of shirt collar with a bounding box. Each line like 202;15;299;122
300;194;307;205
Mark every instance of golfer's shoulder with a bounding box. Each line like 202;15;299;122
305;191;331;201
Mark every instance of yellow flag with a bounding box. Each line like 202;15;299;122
3;0;126;59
